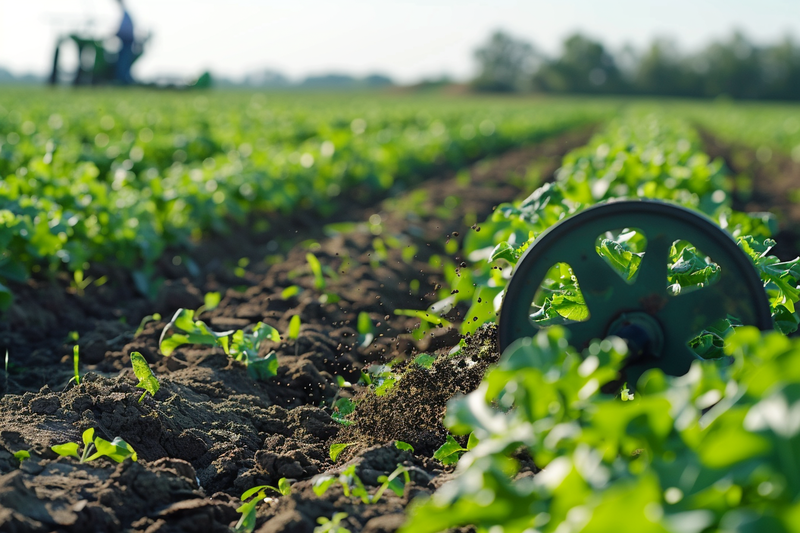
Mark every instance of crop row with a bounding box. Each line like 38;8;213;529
452;111;800;341
0;89;614;307
402;113;800;532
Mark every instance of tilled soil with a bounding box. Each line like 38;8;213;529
0;130;592;533
701;131;800;260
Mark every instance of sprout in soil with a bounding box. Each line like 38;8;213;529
51;428;137;464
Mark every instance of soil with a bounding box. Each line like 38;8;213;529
700;131;800;260
0;129;592;533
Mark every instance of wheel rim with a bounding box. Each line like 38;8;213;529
497;199;772;382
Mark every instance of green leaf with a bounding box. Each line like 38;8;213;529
204;291;222;311
395;441;414;452
306;253;326;290
287;315;301;340
490;241;517;264
85;436;138;463
82;428;95;448
234;498;259;533
357;311;375;347
312;475;338;497
330;442;354;462
51;442;80;459
394;309;452;326
278;477;291;495
159;308;233;356
253;322;281;343
334;397;356;417
413;354;435;369
281;285;301;299
73;345;80;385
130;351;159;402
246;352;279;381
433;434;466;465
13;450;30;462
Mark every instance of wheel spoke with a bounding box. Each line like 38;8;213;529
659;284;730;344
564;319;605;350
635;233;671;293
571;253;628;309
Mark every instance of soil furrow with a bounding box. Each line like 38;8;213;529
0;129;591;533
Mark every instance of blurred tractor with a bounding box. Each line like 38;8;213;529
49;33;150;86
48;33;211;88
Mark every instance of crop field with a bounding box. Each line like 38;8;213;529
1;88;800;533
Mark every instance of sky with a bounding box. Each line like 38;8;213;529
1;0;799;83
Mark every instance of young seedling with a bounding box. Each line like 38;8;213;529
159;309;281;381
159;308;234;356
195;291;221;317
73;345;80;385
134;313;162;337
357;312;375;347
395;441;414;453
287;315;301;356
314;512;351;533
433;433;479;465
234;478;291;533
312;463;410;504
329;442;355;462
306;253;326;290
13;450;30;463
331;397;355;426
130;352;159;402
51;428;137;464
228;323;281;381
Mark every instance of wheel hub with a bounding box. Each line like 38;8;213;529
607;311;665;362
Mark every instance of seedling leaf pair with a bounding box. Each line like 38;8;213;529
234;478;291;533
159;308;281;381
433;433;479;465
52;428;137;464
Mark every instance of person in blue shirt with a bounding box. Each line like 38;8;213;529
115;0;135;84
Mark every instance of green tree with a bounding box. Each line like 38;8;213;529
533;33;628;94
472;30;537;92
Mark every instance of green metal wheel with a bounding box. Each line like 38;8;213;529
497;199;772;384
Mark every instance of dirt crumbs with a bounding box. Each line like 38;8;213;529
0;130;592;533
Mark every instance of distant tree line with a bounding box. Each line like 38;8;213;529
473;30;800;100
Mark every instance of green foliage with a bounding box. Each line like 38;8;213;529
454;111;800;355
403;326;800;533
51;428;137;464
72;345;80;385
159;309;280;380
235;478;292;533
287;315;301;340
357;311;375;347
13;450;29;463
159;308;232;356
332;397;356;426
134;312;161;337
394;309;453;342
413;353;435;369
329;443;354;462
313;463;410;504
306;253;326;290
314;512;351;533
395;441;414;453
130;351;159;402
0;89;609;305
433;434;479;465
